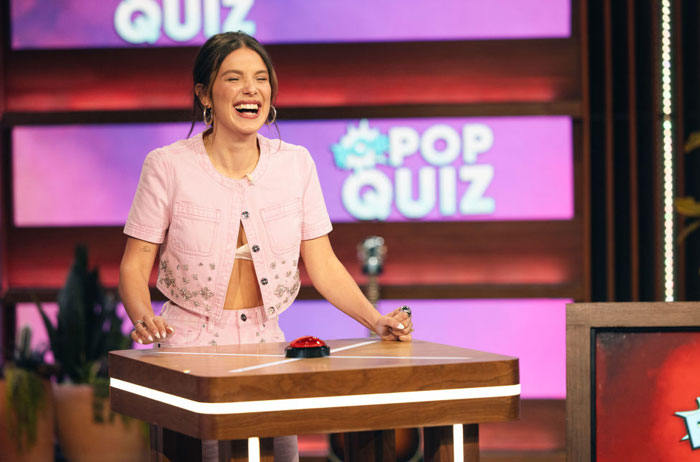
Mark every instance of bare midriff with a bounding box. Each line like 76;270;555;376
223;224;263;310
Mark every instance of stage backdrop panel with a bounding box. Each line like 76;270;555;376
16;298;567;399
11;0;570;49
12;116;573;226
595;329;700;461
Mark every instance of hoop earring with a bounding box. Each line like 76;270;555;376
203;106;213;126
267;105;277;125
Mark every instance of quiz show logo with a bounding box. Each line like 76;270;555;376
676;397;700;449
331;119;495;220
114;0;255;44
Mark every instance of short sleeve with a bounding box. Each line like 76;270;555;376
123;150;171;244
299;148;333;240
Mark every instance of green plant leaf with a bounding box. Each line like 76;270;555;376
34;245;133;424
685;131;700;153
39;245;131;387
4;366;46;453
35;301;56;349
675;197;700;217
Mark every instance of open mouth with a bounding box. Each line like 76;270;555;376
235;103;260;116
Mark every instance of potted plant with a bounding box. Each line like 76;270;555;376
0;326;55;462
37;245;148;462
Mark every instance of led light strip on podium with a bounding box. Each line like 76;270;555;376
109;339;520;462
111;377;520;415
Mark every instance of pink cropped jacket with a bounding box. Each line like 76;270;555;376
124;132;332;321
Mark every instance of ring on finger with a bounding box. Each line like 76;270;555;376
134;320;147;329
399;305;411;317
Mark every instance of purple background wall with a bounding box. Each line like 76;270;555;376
13;117;573;226
11;0;570;49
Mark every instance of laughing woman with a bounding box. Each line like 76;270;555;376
118;32;413;462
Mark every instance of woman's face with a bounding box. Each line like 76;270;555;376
205;47;272;138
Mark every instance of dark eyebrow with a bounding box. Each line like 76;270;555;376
221;69;269;76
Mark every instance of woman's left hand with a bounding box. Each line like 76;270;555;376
374;307;413;342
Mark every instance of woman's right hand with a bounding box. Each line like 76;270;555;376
131;315;174;345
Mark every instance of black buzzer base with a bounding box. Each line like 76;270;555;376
285;345;331;358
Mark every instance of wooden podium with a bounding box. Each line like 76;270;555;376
109;339;519;462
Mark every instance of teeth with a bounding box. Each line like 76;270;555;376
235;103;259;110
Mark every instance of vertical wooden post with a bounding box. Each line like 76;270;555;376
344;430;395;462
230;439;247;462
162;428;202;462
217;440;232;462
260;437;274;462
149;424;163;462
462;424;480;461
1;302;15;362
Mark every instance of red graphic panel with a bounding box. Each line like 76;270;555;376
596;331;700;461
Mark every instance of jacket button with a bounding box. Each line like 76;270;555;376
261;278;268;285
252;245;260;252
241;211;249;219
241;314;247;321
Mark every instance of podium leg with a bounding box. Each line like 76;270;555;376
150;424;163;462
261;438;274;462
218;440;232;462
424;424;479;462
344;429;395;462
161;427;203;462
231;439;247;462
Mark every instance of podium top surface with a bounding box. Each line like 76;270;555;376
110;338;518;403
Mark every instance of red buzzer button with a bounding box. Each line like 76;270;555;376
290;336;326;348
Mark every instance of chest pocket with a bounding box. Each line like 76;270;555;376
169;201;220;257
260;198;302;255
